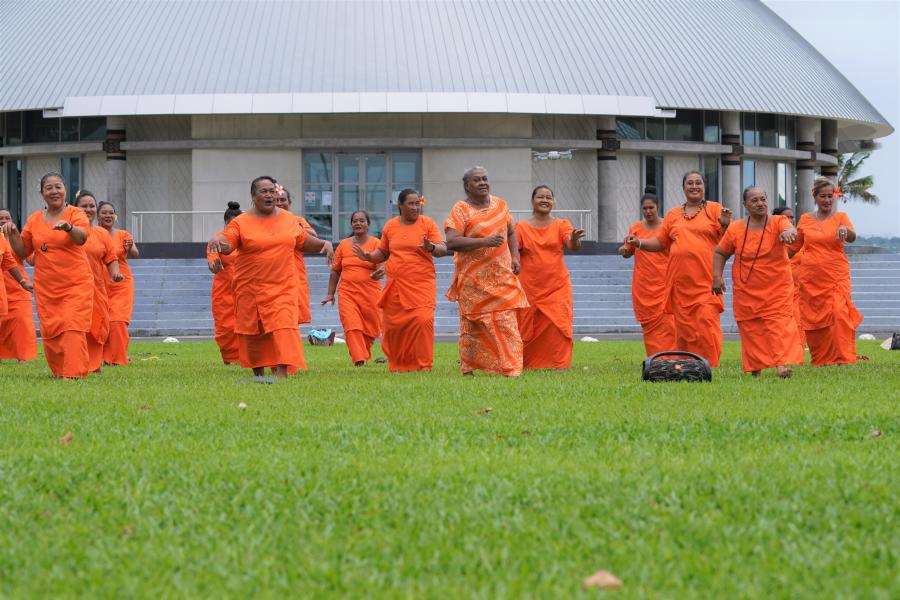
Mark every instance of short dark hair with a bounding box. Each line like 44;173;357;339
97;201;117;214
531;185;553;199
350;210;371;227
225;201;242;222
40;171;65;191
640;185;658;206
75;189;97;203
682;171;706;187
772;206;793;216
250;176;277;195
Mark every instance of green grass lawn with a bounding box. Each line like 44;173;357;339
1;340;897;598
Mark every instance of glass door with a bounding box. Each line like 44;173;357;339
5;159;24;227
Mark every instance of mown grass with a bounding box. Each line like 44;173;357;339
0;340;897;598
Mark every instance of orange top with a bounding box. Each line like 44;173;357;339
221;209;309;335
292;215;313;278
333;236;381;293
1;233;29;307
655;202;725;313
83;225;117;341
444;196;529;316
106;228;135;322
515;218;574;335
790;211;855;330
625;221;670;323
378;215;443;309
718;216;794;322
20;205;94;337
0;234;20;315
207;234;238;304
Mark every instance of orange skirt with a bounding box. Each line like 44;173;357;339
639;312;677;357
737;313;805;373
0;300;38;361
103;321;129;365
239;326;305;371
458;308;523;377
673;302;722;368
43;330;90;379
381;292;434;372
805;292;862;366
86;335;104;372
215;328;240;364
345;330;375;364
518;306;572;369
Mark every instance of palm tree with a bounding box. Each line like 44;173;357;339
835;151;878;204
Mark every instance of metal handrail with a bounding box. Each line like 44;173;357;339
131;210;222;243
509;209;595;241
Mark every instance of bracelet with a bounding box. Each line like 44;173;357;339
636;238;642;249
65;223;73;232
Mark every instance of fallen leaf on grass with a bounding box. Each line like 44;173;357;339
521;430;531;436
495;434;507;441
480;407;493;414
238;402;248;409
869;430;881;438
138;405;151;411
59;431;73;445
583;570;622;591
139;356;160;361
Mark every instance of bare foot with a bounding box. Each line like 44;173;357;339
354;361;364;367
776;365;793;378
751;370;761;378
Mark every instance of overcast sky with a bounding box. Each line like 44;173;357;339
764;0;900;236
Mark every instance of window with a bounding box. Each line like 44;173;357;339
702;156;719;202
4;159;24;227
776;115;795;150
615;117;644;140
742;160;756;190
704;111;720;143
303;151;422;239
3;111;105;145
80;117;106;141
61;118;80;142
665;110;703;142
643;155;664;212
742;113;757;147
757;113;777;148
645;118;664;141
4;112;22;145
60;157;80;200
776;162;788;207
742;113;795;149
23;111;59;144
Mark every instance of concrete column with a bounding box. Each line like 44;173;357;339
820;119;839;179
795;117;820;214
720;111;741;213
596;116;619;243
105;116;127;216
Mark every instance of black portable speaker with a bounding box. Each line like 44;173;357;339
641;351;713;382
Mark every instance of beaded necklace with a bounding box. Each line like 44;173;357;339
681;200;706;221
738;215;768;284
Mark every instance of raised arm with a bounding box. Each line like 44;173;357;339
623;233;665;253
352;244;388;264
445;228;502;252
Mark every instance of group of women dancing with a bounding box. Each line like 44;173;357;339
0;172;136;378
206;167;585;378
621;172;862;377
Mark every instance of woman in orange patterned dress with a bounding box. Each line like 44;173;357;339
75;191;124;372
353;189;446;372
515;185;584;369
206;201;243;364
445;167;529;376
322;211;384;365
788;176;862;366
2;172;94;378
0;209;37;363
625;171;732;367
97;201;138;365
618;187;677;356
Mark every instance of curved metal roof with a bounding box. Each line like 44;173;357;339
0;0;891;138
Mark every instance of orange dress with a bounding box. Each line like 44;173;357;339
21;206;94;378
789;250;806;348
515;219;575;369
104;228;135;365
82;225;117;371
653;202;725;367
445;196;529;376
718;216;804;372
625;221;677;356
220;209;309;371
0;235;18;316
207;234;240;364
378;215;442;372
0;235;37;361
790;211;862;366
293;215;315;325
332;237;382;363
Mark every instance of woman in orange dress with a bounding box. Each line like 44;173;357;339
1;172;94;378
445;167;529;377
789;176;862;366
515;185;584;369
618;187;677;356
712;186;804;377
0;209;38;363
97;201;138;365
206;201;243;364
353;189;446;372
773;206;806;348
322;211;384;365
74;191;124;372
274;186;333;327
207;176;329;379
625;171;732;367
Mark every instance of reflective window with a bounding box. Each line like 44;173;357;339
4;112;22;145
615;117;644;140
646;118;664;141
665;110;703;142
704;111;720;143
80;117;107;141
23;110;59;143
757;113;777;148
742;159;756;190
5;159;24;227
777;115;795;150
776;162;788;207
60;157;80;200
703;156;719;202
61;118;80;142
644;155;664;212
742;113;757;147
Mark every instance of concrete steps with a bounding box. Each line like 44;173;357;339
25;253;900;336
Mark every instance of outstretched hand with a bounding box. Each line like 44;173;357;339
779;227;798;244
836;225;850;241
718;207;733;229
321;293;335;306
570;229;586;244
0;222;19;236
617;245;633;259
351;242;372;262
418;236;435;253
321;241;335;265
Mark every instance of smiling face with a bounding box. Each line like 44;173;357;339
682;173;705;203
0;209;12;227
780;207;795;225
98;204;117;229
641;198;659;221
743;187;768;218
41;176;67;211
76;195;98;222
274;189;291;211
350;211;370;235
531;187;554;216
252;179;278;215
399;192;421;221
814;185;835;212
465;169;490;200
